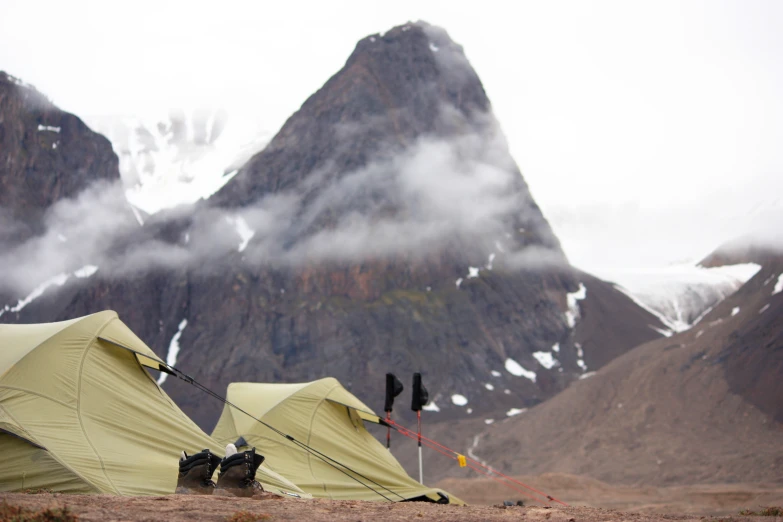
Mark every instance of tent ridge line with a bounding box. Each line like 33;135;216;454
96;336;166;366
74;316;122;495
244;379;335;425
0;385;75;410
0;313;112;381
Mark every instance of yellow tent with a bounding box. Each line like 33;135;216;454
0;311;305;497
211;378;462;503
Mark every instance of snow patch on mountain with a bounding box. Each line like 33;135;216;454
486;253;495;270
0;273;69;318
611;263;761;334
74;265;99;278
575;343;588;371
650;326;674;337
505;358;536;382
532;350;558;369
87;111;270;215
451;394;468;406
565;283;587;328
422;401;440;412
226;215;255;252
773;274;783;295
0;264;101;319
158;319;188;385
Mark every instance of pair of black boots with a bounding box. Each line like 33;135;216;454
176;446;265;497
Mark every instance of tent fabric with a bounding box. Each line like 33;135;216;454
211;378;462;504
0;311;306;497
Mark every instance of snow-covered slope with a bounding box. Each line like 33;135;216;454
86;110;271;214
608;262;761;334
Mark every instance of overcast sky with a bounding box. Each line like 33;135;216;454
1;0;781;280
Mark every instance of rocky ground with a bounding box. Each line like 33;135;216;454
2;487;781;522
437;473;783;516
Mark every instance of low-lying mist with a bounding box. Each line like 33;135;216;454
0;117;565;297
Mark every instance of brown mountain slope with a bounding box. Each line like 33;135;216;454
452;257;783;486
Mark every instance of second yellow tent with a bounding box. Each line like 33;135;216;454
211;378;462;503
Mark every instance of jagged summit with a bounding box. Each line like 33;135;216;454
208;21;564;275
211;21;492;209
349;21;489;115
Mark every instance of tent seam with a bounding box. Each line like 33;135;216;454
303;380;343;499
73;316;122;494
0;385;75;410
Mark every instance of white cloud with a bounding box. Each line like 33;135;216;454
1;2;781;279
0;112;568;295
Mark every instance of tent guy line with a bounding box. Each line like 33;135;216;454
385;418;567;506
162;354;563;506
0;311;305;496
158;360;405;502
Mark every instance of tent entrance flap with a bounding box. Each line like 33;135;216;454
0;427;46;450
324;399;380;424
97;337;174;375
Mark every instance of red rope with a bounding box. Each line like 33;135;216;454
390;422;554;505
387;419;568;506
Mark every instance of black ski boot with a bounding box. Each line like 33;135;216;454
215;447;266;497
176;449;221;495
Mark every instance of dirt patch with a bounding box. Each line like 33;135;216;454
436;473;783;516
2;491;780;522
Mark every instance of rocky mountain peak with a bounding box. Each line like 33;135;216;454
211;22;494;210
0;71;119;245
347;21;489;117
